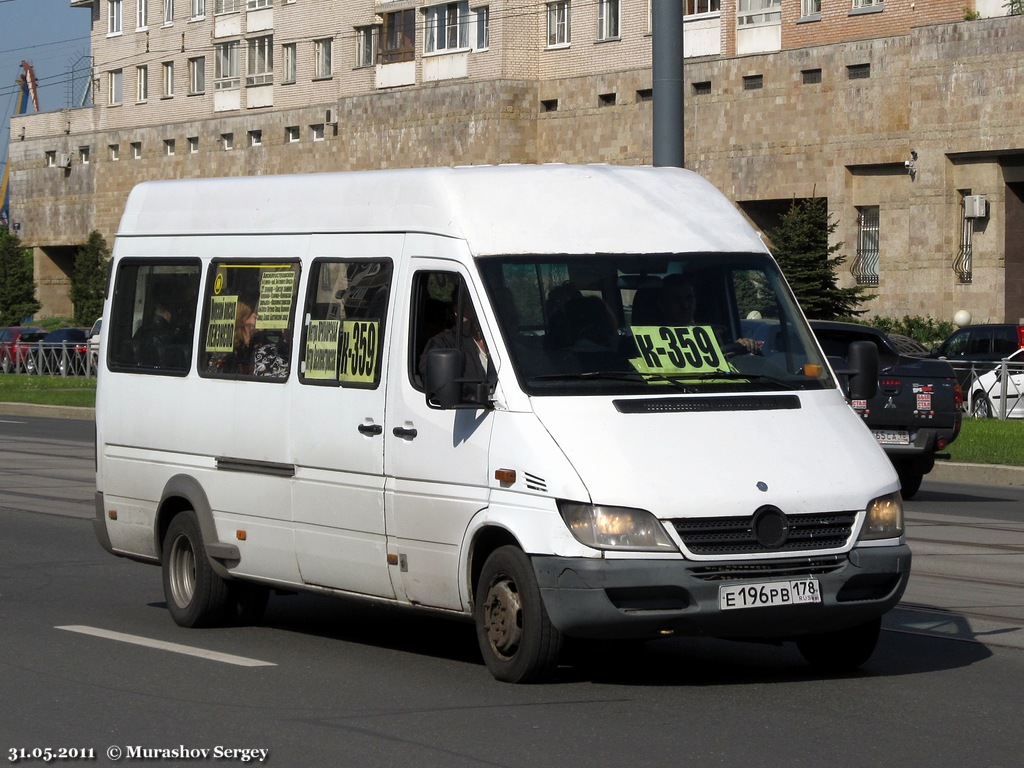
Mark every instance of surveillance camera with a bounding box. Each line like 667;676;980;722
904;160;912;168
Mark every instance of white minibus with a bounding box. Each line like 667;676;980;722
94;165;907;682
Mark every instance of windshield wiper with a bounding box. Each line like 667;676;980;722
531;371;646;382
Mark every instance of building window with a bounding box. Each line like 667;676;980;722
802;68;822;84
44;151;57;168
215;0;241;13
686;0;720;13
597;0;619;40
136;65;149;102
311;124;325;141
79;146;90;164
738;0;781;26
540;98;558;112
742;74;763;90
222;133;234;150
954;192;975;284
108;0;122;34
162;61;174;97
191;0;205;18
286;126;300;143
131;141;142;159
137;0;148;28
800;0;821;15
547;1;570;47
355;27;378;67
108;69;123;105
248;129;262;147
164;0;174;23
847;63;871;79
692;80;712;95
424;2;470;53
164;139;175;156
189;56;205;93
109;144;119;161
282;43;297;83
188;136;199;153
852;0;882;7
314;38;333;79
247;35;274;86
475;6;489;48
247;0;271;8
382;9;415;64
852;206;880;286
215;41;240;90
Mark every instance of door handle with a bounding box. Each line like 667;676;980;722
392;426;418;439
358;423;383;436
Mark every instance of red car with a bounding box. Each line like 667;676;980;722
0;326;47;374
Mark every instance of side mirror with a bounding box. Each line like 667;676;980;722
424;348;464;409
847;340;879;401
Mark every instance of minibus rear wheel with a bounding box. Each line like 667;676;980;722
162;509;230;628
795;617;881;672
475;546;563;683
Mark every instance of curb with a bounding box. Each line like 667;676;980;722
0;403;96;421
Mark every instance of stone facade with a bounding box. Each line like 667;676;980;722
6;0;1024;325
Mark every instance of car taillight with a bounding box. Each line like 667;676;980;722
1017;325;1024;350
953;380;964;409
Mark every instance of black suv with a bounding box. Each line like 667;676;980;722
930;323;1024;386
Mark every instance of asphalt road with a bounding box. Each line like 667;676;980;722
1;412;1022;766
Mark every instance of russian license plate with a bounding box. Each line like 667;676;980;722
719;579;821;610
872;429;910;446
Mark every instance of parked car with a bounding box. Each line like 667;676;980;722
969;347;1024;418
929;323;1024;388
25;327;92;376
88;318;102;365
0;326;46;373
809;320;963;499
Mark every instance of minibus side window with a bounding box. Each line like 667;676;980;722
299;259;393;388
409;271;490;393
198;260;300;381
107;260;201;375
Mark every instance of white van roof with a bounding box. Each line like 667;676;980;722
117;164;766;256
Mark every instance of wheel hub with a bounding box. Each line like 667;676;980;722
483;578;523;658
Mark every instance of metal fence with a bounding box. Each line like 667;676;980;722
953;360;1024;420
1;342;98;378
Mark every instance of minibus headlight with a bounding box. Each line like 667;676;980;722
558;502;677;551
859;492;904;541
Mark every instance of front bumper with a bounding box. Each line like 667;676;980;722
533;545;911;640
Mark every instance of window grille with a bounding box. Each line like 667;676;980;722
852;206;880;286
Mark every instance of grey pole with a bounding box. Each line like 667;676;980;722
652;0;685;168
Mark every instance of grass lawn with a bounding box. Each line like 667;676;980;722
0;374;97;409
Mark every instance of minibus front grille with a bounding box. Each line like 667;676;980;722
613;395;800;414
671;511;856;555
687;557;845;581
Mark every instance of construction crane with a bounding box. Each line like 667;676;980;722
1;61;40;229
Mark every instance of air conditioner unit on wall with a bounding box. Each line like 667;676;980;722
325;108;337;126
964;195;988;219
58;153;72;169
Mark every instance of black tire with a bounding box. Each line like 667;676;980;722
226;582;270;625
474;546;563;683
162;510;230;628
895;462;924;500
971;392;993;419
796;617;881;672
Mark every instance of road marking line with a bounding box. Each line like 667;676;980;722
56;625;276;667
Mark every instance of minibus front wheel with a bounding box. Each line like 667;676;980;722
162;509;230;628
475;546;563;683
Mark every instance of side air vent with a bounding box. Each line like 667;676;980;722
524;472;547;492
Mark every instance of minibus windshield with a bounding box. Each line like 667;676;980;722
478;253;834;396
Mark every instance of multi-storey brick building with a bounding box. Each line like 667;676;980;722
7;0;1024;325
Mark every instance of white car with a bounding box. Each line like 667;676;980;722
969;348;1024;418
88;318;102;367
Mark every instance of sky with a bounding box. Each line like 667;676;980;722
1;0;93;167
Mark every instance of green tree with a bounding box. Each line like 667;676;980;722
0;226;41;326
768;197;872;320
69;230;110;326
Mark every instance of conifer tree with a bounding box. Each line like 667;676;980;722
768;197;872;319
0;227;41;326
70;230;110;326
